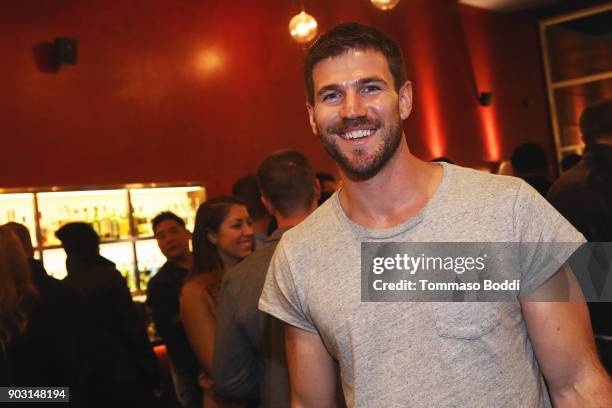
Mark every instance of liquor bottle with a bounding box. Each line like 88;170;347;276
39;214;47;245
92;207;102;236
135;206;144;235
109;209;119;239
99;206;112;239
118;212;130;237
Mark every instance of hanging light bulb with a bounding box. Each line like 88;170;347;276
289;11;318;43
370;0;400;10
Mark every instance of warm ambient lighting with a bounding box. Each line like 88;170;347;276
37;190;126;198
196;50;223;73
0;193;34;200
289;11;318;43
371;0;400;10
129;187;203;195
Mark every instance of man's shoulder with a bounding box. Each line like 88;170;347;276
148;261;183;287
440;165;531;216
34;270;82;306
226;240;280;286
447;164;523;194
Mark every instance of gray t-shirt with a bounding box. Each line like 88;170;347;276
259;163;585;407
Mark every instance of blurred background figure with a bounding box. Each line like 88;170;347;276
233;175;273;247
548;98;612;241
510;142;552;196
560;153;582;172
548;99;612;374
1;223;84;405
0;226;38;384
213;150;319;407
180;197;254;408
431;157;455;164
55;222;160;407
147;212;202;408
316;172;337;205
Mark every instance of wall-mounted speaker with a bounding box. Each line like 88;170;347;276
478;92;493;106
53;37;77;65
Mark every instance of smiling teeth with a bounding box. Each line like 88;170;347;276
343;129;374;139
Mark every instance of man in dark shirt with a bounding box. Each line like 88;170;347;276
56;222;160;407
548;99;612;373
146;211;201;408
213;150;319;407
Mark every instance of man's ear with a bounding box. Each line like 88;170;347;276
398;81;413;120
313;179;321;207
306;103;319;135
260;195;276;217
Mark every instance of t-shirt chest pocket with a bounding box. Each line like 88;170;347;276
432;303;514;340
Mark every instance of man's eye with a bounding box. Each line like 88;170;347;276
362;85;380;93
322;92;341;102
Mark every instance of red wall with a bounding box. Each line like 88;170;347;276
0;0;554;195
459;4;554;164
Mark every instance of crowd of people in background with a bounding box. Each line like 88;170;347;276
1;22;610;408
0;221;161;407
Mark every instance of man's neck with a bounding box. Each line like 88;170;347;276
338;139;444;229
252;217;270;237
275;206;315;230
170;252;192;270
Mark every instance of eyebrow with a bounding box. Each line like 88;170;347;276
317;76;390;97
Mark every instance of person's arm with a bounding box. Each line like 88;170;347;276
285;325;338;408
146;277;179;341
521;269;612;407
180;282;216;375
212;279;259;400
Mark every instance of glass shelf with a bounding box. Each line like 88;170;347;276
42;242;137;291
0;183;205;293
130;186;205;237
0;193;37;247
135;239;167;290
37;189;130;246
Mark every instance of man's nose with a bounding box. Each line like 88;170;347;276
340;90;366;119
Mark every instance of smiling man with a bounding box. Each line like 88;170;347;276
147;211;201;408
258;23;612;407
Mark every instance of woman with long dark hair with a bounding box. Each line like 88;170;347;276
180;196;255;408
0;226;38;384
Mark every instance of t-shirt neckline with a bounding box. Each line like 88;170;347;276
331;162;451;239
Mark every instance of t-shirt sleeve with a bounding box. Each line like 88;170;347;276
258;240;318;334
514;181;586;296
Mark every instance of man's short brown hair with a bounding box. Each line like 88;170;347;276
304;22;407;105
256;150;316;217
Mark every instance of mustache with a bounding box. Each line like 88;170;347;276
327;117;380;134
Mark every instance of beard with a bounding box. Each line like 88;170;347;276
317;115;403;181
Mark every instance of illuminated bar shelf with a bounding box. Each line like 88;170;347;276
0;183;205;292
